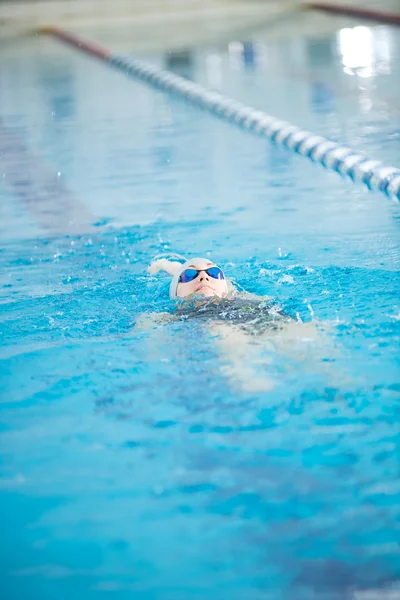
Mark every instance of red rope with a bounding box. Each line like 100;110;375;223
40;26;111;60
307;2;400;26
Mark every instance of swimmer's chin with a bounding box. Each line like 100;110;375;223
195;287;219;297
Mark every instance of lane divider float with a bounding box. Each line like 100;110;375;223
40;26;400;201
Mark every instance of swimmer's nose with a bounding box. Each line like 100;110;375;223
198;271;210;281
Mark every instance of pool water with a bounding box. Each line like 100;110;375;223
0;14;400;600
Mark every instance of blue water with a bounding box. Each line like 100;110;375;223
1;17;400;600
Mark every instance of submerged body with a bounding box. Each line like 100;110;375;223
174;293;292;335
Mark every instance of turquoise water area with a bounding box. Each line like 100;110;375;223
0;18;400;600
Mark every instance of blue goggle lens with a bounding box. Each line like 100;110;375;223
179;266;224;284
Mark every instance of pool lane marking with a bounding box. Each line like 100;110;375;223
40;26;400;202
306;2;400;27
0;117;95;234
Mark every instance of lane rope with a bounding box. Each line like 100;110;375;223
41;26;400;201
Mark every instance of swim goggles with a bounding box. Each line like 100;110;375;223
178;266;225;284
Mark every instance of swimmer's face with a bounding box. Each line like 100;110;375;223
176;260;228;299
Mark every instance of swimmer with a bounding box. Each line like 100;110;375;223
141;255;338;393
147;255;290;332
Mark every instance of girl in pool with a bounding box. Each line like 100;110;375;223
142;255;335;393
148;255;292;332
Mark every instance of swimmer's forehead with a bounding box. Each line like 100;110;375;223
186;260;215;269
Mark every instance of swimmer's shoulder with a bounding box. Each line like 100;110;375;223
228;292;292;321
